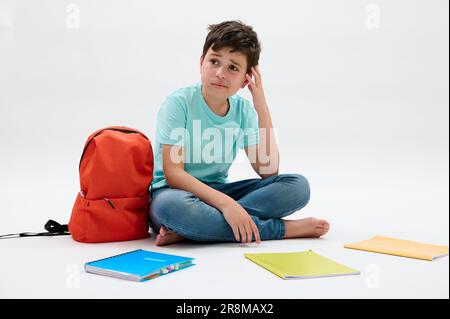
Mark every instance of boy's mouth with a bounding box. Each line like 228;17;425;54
211;83;227;88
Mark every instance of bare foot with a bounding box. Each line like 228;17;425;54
155;226;186;246
284;217;330;239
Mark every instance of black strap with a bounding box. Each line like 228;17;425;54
0;220;70;239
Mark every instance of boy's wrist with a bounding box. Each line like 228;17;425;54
215;193;234;210
254;102;269;113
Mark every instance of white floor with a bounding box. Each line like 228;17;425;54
0;156;449;299
0;213;448;299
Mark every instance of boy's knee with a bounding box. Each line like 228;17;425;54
150;189;200;224
281;173;311;208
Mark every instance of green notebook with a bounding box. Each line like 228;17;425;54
244;250;360;279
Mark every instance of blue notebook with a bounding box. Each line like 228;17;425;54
85;249;195;281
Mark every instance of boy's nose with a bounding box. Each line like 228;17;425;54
216;67;225;78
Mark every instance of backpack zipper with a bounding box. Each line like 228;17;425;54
104;198;116;209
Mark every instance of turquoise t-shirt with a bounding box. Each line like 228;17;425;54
151;82;259;191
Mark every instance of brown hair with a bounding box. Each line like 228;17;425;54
202;20;261;74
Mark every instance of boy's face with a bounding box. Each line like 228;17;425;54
200;46;249;100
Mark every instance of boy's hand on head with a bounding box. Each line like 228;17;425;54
245;65;267;109
220;199;261;244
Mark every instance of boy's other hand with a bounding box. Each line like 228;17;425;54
220;199;261;244
245;65;267;108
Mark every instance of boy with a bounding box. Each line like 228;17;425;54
150;20;329;246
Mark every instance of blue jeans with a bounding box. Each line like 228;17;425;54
149;173;310;242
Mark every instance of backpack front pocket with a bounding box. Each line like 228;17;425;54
69;193;150;243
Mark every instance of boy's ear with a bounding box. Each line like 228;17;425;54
241;73;250;88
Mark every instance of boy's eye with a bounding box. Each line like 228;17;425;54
209;59;239;72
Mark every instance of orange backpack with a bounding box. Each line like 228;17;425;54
68;126;154;243
0;126;153;242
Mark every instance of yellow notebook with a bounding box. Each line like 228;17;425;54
344;236;449;261
244;250;360;280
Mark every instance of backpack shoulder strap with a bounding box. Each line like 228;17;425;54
0;220;70;239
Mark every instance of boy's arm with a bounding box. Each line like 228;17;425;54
161;144;261;244
245;146;279;179
162;144;231;209
244;105;279;179
244;66;279;178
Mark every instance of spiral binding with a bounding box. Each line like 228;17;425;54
85;249;143;265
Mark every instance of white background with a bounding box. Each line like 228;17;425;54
0;0;448;298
